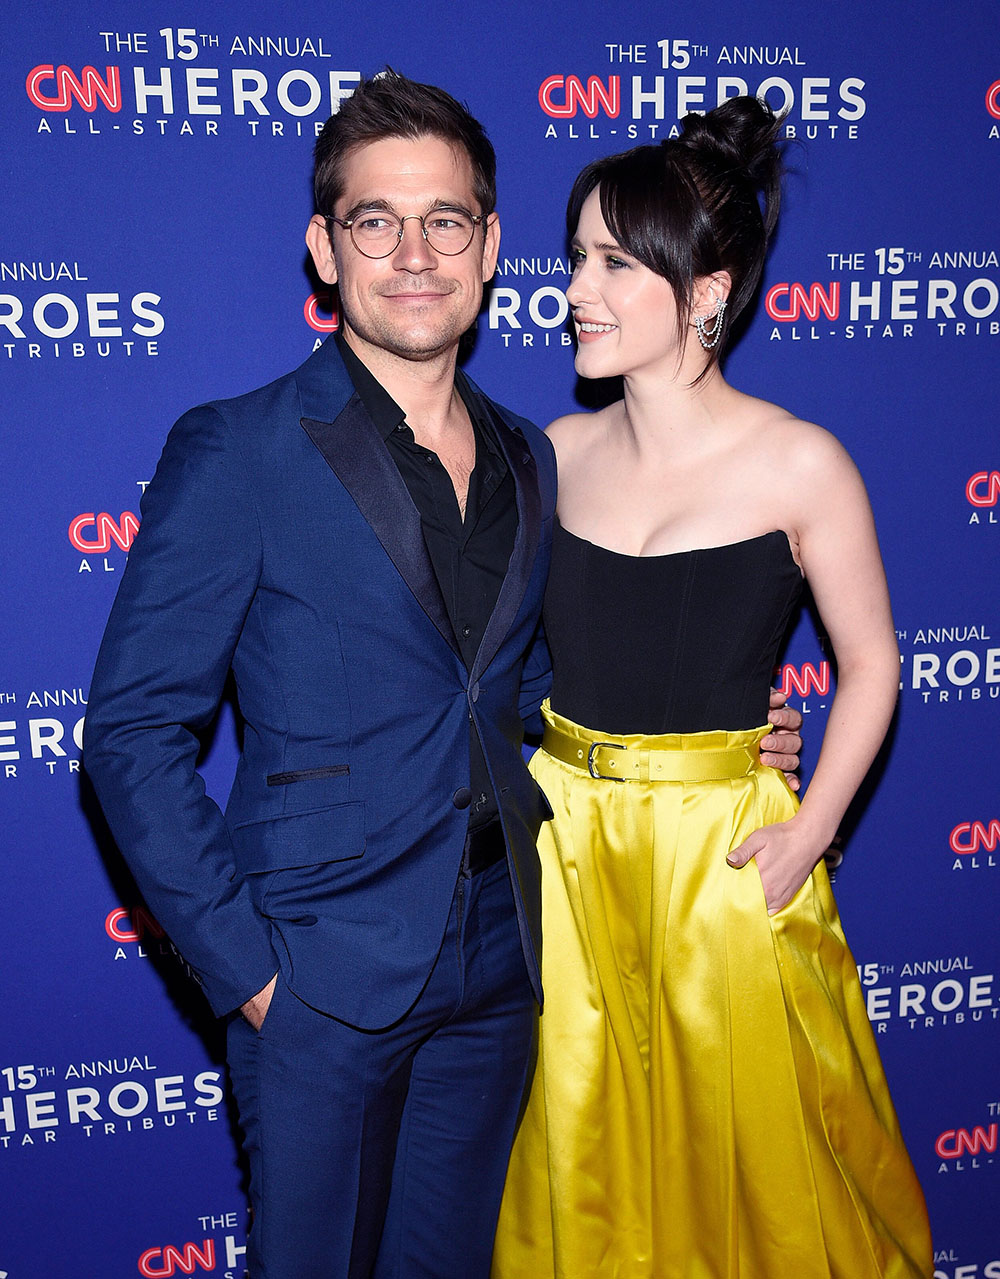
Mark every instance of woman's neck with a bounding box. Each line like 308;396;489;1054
619;359;742;460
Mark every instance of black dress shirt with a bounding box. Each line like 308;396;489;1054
336;336;518;829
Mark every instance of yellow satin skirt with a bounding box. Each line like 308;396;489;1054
493;704;932;1279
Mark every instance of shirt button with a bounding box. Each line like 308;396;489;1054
461;625;472;638
470;682;480;702
452;787;473;810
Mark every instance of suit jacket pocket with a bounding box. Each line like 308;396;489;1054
231;800;365;875
267;765;350;786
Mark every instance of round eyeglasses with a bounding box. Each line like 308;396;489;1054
325;207;486;259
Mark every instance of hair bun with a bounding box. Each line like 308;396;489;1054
675;96;783;235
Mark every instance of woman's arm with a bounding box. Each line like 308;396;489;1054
727;426;899;912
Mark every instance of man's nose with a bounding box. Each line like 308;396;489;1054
392;216;438;270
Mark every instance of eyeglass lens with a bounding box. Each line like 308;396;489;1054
349;210;478;257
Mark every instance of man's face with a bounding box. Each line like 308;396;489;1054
306;134;500;364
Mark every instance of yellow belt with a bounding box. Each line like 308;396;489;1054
541;723;760;783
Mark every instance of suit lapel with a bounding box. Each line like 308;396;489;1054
294;340;541;668
465;384;542;679
300;393;459;655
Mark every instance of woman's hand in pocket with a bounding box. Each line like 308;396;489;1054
726;818;827;914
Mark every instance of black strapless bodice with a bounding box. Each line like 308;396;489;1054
545;521;804;735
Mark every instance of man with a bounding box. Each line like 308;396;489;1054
85;73;801;1278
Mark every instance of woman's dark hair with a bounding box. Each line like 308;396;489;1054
314;70;497;219
566;96;783;372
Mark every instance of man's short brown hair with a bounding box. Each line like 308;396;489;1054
314;70;497;218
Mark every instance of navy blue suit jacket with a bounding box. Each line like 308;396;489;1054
85;337;555;1028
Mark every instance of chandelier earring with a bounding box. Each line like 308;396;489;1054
694;295;727;350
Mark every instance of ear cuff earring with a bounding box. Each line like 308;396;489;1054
695;297;727;350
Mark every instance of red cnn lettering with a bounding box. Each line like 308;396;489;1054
966;470;1000;507
764;282;840;322
137;1241;216;1277
68;511;140;554
777;662;831;698
26;64;122;113
304;291;339;333
949;819;1000;854
987;79;1000;120
934;1124;999;1159
105;906;165;943
538;75;620;118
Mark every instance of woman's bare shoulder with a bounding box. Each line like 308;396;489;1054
545;404;619;462
741;395;856;475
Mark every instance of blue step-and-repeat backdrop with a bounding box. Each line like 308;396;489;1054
1;2;997;1274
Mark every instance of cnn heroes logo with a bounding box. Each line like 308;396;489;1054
934;1105;999;1176
966;470;999;525
25;26;359;140
538;38;865;142
765;249;1000;344
898;624;999;708
775;628;1000;713
0;686;86;782
65;480;147;577
0;1056;224;1151
949;818;998;873
988;78;1000;138
934;1253;1000;1279
137;1212;248;1279
857;956;997;1035
488;257;575;352
105;903;193;973
1;261;163;360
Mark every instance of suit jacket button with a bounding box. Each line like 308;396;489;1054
452;787;473;809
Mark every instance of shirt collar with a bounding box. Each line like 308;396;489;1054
335;333;505;466
336;333;405;440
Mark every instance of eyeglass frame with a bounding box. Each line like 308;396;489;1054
323;205;489;259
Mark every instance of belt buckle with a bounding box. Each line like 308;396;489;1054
588;740;626;781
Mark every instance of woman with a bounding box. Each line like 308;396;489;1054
492;98;932;1277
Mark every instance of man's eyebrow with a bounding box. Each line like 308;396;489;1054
341;197;474;218
341;198;394;218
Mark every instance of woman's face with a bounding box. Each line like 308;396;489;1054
566;188;685;381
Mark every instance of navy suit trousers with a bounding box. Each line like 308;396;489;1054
226;857;536;1278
